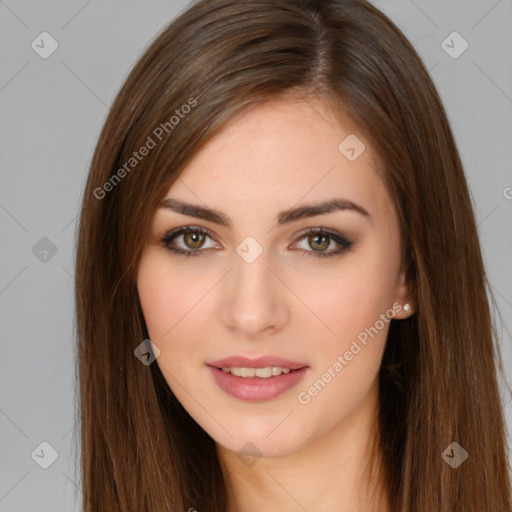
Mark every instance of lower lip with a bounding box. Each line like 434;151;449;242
207;365;310;402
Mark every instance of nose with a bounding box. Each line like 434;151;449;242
221;249;290;338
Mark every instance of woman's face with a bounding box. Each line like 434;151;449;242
137;96;412;458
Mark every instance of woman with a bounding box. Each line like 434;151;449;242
74;0;511;510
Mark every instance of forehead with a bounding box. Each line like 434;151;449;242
164;97;392;222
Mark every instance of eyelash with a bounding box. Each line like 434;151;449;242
159;226;354;259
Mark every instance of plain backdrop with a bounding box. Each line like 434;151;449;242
1;1;511;510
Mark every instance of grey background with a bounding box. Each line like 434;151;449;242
1;0;511;510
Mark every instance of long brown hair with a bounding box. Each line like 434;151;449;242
74;0;511;510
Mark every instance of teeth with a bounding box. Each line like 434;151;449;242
220;366;292;378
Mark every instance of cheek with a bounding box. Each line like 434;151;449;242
304;278;389;384
137;251;205;341
293;275;391;424
294;240;399;389
137;252;221;395
302;259;397;346
137;258;171;341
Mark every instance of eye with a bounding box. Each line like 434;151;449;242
292;227;354;258
160;227;218;257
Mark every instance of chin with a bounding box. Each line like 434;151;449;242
217;433;303;460
206;412;313;460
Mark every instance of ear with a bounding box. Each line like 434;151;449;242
393;266;415;319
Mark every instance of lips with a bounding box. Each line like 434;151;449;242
207;365;310;401
207;355;308;370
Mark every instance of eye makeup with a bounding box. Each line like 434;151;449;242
158;225;355;259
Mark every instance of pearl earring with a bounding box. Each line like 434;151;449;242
403;303;411;312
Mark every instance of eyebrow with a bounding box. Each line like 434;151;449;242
158;197;372;228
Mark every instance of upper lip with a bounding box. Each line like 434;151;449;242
207;356;308;370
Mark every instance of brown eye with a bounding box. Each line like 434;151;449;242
183;231;206;250
307;233;330;252
160;227;218;257
294;227;354;258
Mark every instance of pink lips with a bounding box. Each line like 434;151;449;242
206;355;310;402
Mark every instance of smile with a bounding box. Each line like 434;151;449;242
220;366;292;378
207;365;310;401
